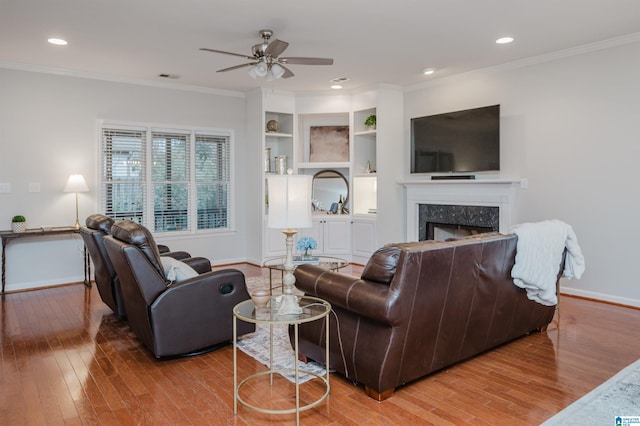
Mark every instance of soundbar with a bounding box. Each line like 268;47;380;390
431;175;476;181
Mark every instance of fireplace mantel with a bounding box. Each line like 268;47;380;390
400;179;521;241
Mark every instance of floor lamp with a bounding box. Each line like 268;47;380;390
267;171;312;315
64;174;90;229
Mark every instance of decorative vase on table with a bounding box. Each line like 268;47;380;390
297;237;317;260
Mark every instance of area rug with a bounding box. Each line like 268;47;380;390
235;276;326;384
542;358;640;425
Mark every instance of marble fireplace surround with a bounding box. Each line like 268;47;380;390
401;179;521;242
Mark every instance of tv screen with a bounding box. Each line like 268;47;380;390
411;105;500;174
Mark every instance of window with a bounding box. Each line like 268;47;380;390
100;122;232;233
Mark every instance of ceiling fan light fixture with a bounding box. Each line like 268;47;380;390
248;66;258;79
271;63;285;79
255;62;268;77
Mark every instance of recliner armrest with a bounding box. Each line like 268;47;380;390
161;251;192;260
180;257;212;274
295;265;400;326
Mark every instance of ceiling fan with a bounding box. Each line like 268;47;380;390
200;29;334;80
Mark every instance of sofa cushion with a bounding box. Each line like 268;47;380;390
161;256;198;285
361;246;401;285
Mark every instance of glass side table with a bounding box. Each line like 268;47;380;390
263;256;348;294
233;296;331;426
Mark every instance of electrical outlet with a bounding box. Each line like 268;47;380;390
0;183;11;193
28;182;41;193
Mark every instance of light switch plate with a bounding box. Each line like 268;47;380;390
28;182;41;193
0;183;11;193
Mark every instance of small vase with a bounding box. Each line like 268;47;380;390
303;248;311;259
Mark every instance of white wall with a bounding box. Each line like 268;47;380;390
404;40;640;307
0;68;247;292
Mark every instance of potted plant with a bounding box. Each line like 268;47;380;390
364;114;376;130
11;215;26;233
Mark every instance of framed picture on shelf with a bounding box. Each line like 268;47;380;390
309;126;349;162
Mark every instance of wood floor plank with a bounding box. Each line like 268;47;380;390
1;263;639;425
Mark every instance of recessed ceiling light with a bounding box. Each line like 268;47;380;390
48;38;68;46
422;68;435;75
331;84;342;90
496;37;514;45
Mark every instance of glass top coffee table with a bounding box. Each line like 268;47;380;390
263;256;348;294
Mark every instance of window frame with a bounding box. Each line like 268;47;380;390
98;120;235;236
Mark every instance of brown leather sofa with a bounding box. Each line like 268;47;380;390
103;220;254;357
293;233;562;400
80;214;211;319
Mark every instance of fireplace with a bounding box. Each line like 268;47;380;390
401;179;520;242
419;204;499;241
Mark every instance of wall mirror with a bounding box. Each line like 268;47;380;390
312;169;349;213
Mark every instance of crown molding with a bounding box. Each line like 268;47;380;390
0;61;246;98
405;31;640;93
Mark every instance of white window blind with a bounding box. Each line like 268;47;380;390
101;128;147;223
152;131;190;232
195;133;230;229
100;123;232;234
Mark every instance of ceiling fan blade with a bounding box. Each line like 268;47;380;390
280;65;295;79
264;39;289;57
217;63;255;73
280;57;334;66
200;48;253;60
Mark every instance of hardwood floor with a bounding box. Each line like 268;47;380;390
2;263;639;425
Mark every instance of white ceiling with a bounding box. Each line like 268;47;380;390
2;0;640;94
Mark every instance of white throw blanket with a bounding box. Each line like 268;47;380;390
511;220;585;306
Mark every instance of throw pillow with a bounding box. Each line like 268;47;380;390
361;246;401;285
161;256;198;286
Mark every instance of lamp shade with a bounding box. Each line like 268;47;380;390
64;174;89;193
267;174;312;229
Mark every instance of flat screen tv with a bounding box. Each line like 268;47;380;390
411;104;500;174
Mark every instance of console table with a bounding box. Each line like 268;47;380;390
0;227;91;295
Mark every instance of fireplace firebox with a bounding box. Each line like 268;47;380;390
419;204;499;241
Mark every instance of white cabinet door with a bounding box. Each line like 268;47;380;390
299;217;351;256
352;218;377;263
323;219;351;255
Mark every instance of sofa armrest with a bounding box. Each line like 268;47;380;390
295;265;400;326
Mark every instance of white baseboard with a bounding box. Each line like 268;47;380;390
5;275;85;293
560;285;640;308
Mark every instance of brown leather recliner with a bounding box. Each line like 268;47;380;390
103;220;254;357
293;233;563;400
80;214;211;319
